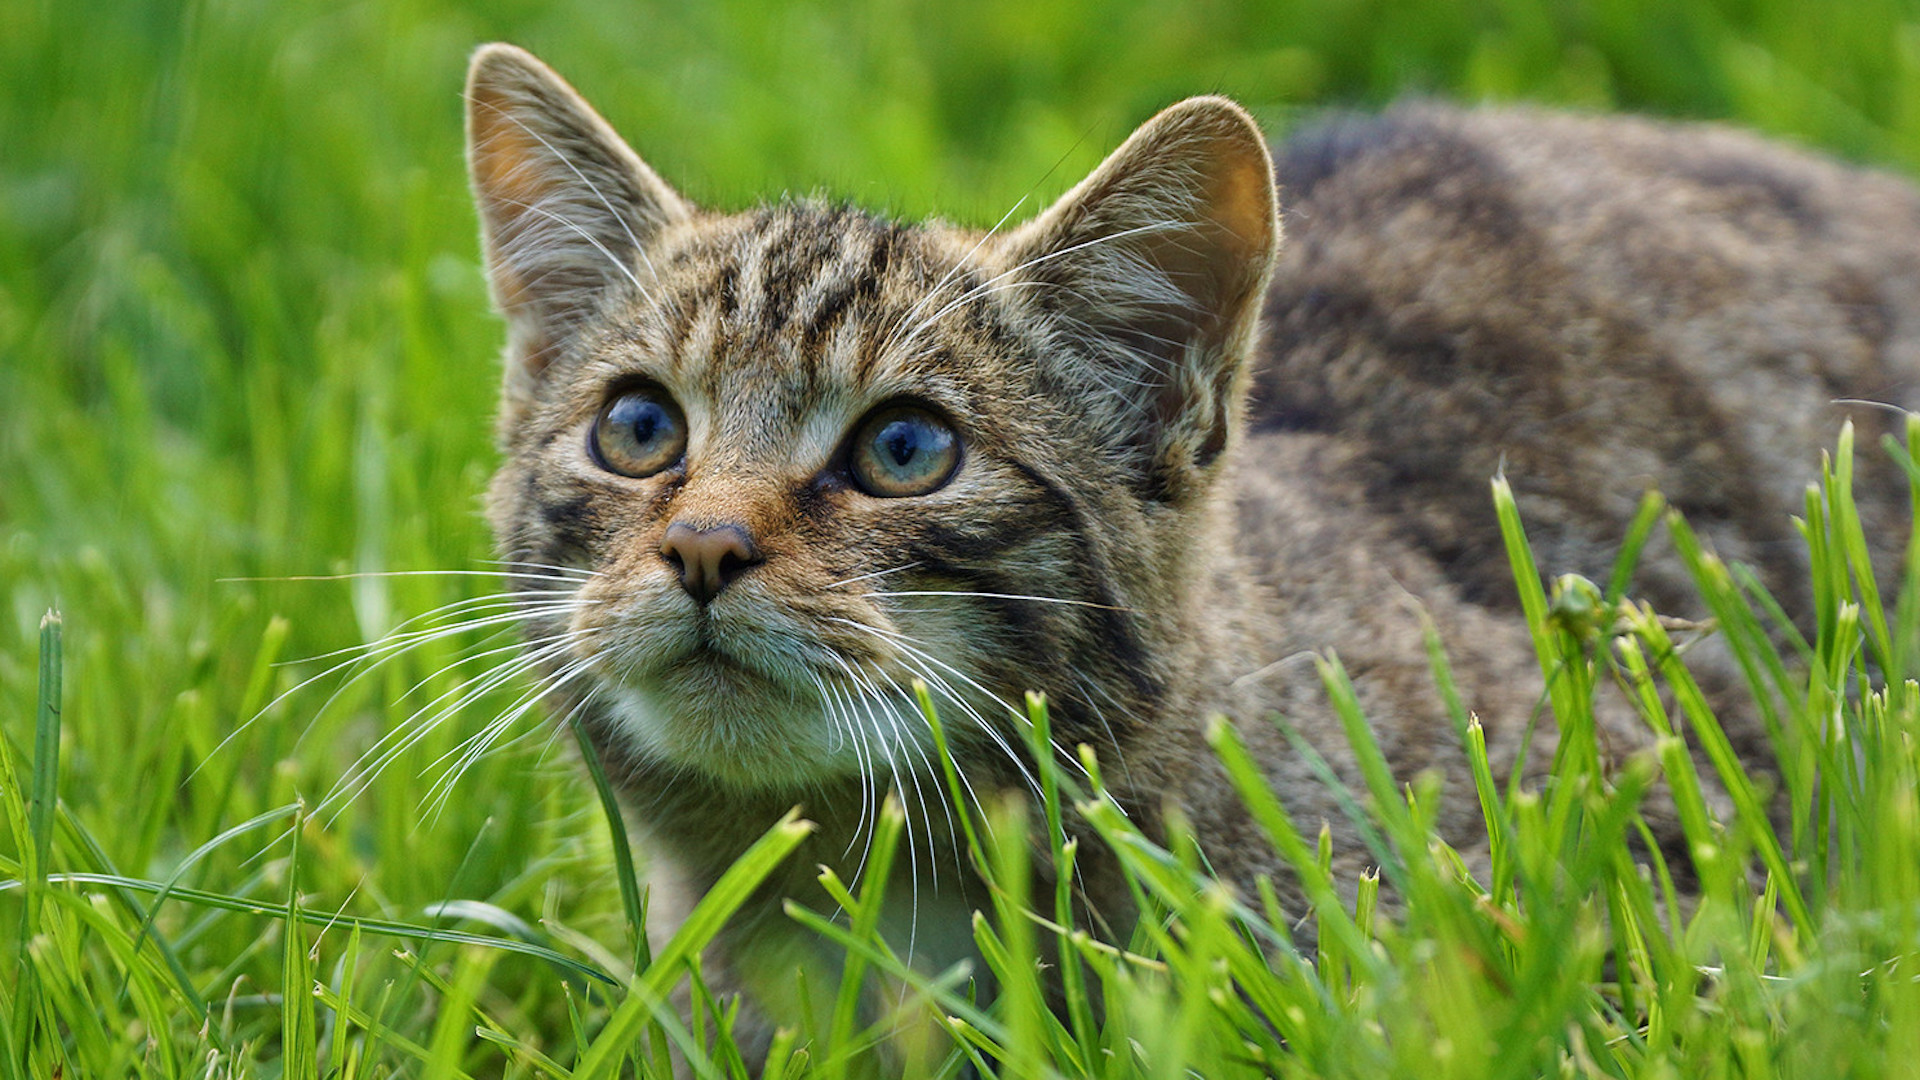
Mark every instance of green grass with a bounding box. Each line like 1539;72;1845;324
6;0;1920;1075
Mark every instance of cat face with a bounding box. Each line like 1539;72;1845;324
467;45;1278;791
487;205;1108;789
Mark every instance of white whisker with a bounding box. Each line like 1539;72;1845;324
221;568;597;585
422;650;604;820
874;193;1032;359
318;635;584;821
822;616;1048;803
190;591;585;783
291;594;585;667
823;563;922;590
869;589;1134;613
482;557;602;578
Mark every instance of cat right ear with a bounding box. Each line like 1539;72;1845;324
466;44;690;405
996;97;1278;504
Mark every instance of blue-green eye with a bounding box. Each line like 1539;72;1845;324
590;386;686;478
849;404;960;497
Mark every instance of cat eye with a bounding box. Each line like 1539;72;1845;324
590;385;687;478
848;404;960;498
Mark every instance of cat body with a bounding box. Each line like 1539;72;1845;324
464;43;1920;1037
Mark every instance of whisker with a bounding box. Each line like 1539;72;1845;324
869;589;1135;613
219;568;597;585
1074;672;1138;792
403;627;590;727
482;558;601;578
320;656;548;816
873;664;971;886
874;192;1032;359
826;614;1108;831
823;563;922;590
807;669;868;861
317;632;589;821
281;603;584;731
845;662;946;885
823;617;1047;803
389;629;580;706
831;655;940;878
824;676;879;875
189;596;582;783
422;651;604;820
838;662;923;947
1827;396;1917;423
289;594;585;667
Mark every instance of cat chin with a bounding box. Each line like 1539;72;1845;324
602;661;933;792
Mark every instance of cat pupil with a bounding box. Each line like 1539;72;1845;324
630;408;659;445
881;423;917;469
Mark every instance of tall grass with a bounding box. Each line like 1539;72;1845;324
7;421;1915;1076
6;0;1920;1075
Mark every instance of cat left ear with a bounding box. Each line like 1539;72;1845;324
466;44;691;408
999;97;1279;502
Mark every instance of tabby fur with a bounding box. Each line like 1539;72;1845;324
464;42;1920;1048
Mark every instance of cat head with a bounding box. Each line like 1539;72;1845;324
467;44;1278;791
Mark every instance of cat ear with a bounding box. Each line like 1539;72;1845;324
465;44;691;400
999;96;1278;502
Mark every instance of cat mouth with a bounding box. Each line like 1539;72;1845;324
670;642;767;682
578;599;943;787
676;607;862;685
648;630;820;700
605;639;885;788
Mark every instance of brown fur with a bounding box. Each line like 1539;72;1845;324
464;44;1920;1050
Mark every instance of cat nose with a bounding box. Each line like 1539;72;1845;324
659;521;763;604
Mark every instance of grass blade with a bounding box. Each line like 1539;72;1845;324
27;611;61;920
9;610;61;1071
282;810;318;1080
573;810;814;1080
567;708;652;977
0;873;617;987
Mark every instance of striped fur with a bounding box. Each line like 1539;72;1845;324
466;44;1920;1050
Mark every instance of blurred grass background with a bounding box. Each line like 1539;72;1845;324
5;0;1920;1072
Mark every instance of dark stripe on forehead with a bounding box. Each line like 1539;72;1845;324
798;222;900;351
712;255;741;320
754;207;881;334
733;209;803;329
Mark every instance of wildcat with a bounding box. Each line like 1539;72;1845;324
464;42;1920;1050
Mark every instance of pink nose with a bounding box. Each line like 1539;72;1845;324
659;522;763;603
